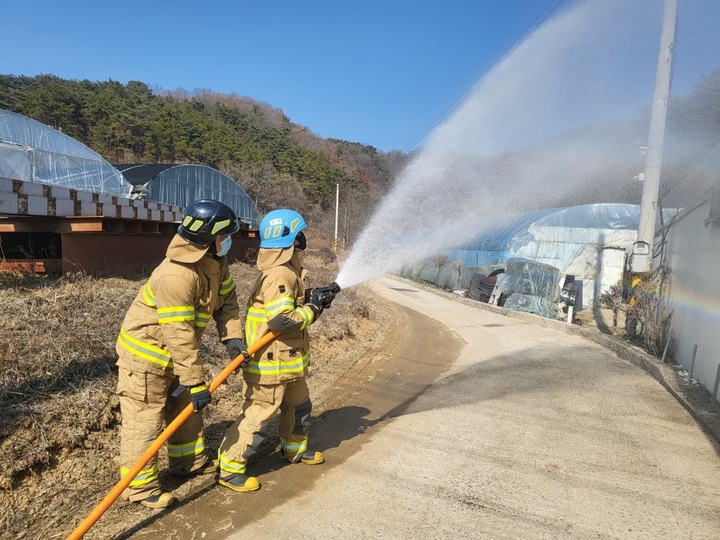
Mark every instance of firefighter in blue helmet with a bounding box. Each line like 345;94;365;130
217;209;337;492
115;199;247;508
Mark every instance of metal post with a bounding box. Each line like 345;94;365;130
661;328;674;363
711;364;720;411
689;344;698;380
334;183;339;251
632;0;678;273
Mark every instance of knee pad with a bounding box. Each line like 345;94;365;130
292;399;312;435
242;421;271;460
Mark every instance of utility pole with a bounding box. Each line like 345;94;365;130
631;0;678;273
334;183;339;251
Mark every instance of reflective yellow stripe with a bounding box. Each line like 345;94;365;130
265;296;295;318
211;219;230;235
246;310;266;323
195;311;211;328
218;453;247;474
118;328;173;369
167;437;205;458
120;465;159;487
297;305;313;330
219;277;236;296
157;305;195;324
244;351;309;377
142;282;156;307
246;325;257;345
246;307;267;346
280;437;308;454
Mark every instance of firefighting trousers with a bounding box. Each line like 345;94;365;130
116;367;207;501
218;377;313;477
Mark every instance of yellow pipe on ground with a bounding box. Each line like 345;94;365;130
66;330;281;540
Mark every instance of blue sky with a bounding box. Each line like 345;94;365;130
4;1;719;154
3;1;567;152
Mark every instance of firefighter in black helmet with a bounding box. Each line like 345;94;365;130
115;199;248;508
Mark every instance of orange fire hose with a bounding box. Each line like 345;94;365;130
66;330;280;540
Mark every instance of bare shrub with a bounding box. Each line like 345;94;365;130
631;288;673;357
624;271;673;357
599;283;624;332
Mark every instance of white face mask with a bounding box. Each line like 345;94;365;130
216;236;232;257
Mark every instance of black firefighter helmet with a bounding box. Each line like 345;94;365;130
177;199;239;247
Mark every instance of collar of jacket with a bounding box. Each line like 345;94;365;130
257;246;302;272
166;234;210;264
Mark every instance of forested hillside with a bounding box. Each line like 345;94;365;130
0;74;410;245
1;69;718;240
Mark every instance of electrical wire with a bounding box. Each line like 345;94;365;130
402;0;568;153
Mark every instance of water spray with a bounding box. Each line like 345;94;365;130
335;0;720;291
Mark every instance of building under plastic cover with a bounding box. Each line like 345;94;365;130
115;164;260;228
403;203;676;311
0;108;130;196
0;110;260;273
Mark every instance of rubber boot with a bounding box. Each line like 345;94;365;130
218;473;261;493
138;492;177;508
300;450;325;465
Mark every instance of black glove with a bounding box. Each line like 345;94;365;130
189;383;212;413
306;302;323;319
311;282;340;309
224;338;251;368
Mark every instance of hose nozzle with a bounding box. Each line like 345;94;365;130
314;282;341;308
328;282;341;294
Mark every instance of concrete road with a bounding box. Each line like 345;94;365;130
130;276;719;539
225;276;720;539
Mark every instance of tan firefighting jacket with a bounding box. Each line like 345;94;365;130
116;234;244;386
243;246;316;384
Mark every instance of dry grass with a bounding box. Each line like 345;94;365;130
0;249;386;538
0;271;138;490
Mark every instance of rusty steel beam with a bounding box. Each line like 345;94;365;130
60;232;175;274
1;214;259;275
0;216;63;233
0;215;182;234
59;230;259;274
0;259;63;273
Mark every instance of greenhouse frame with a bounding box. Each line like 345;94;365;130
0;108;131;196
403;203;676;310
115;163;260;228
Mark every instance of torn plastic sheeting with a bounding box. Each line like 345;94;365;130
498;257;561;319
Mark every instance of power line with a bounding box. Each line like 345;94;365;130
402;0;568;153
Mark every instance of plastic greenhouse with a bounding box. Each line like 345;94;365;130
116;164;260;228
0;109;130;196
403;203;676;311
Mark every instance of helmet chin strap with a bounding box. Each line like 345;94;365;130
295;231;307;250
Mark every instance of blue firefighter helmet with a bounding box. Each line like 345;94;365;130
177;199;240;247
259;209;307;249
